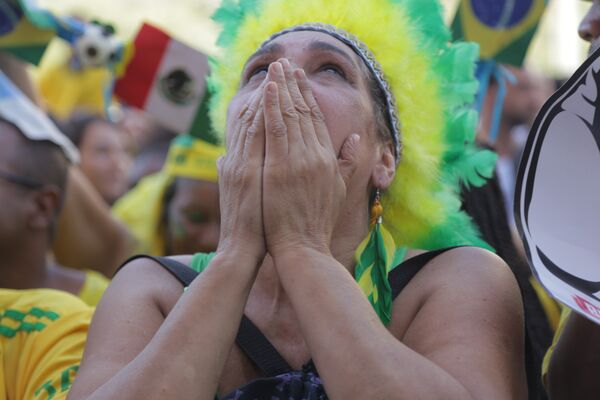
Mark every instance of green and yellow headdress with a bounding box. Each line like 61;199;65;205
208;0;496;322
113;135;223;256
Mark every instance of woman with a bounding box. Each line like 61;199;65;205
113;135;222;256
63;113;131;205
68;0;526;398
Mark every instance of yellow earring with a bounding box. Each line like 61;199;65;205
370;189;383;228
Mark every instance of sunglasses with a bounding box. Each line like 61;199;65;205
0;169;43;190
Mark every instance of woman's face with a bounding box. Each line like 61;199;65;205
79;121;132;205
166;178;220;255
228;31;394;196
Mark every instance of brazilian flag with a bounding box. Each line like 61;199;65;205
0;0;56;65
452;0;549;66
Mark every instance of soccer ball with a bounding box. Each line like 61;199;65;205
73;23;120;68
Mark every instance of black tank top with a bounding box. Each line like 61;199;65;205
126;248;458;399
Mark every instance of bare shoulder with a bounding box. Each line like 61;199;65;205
420;246;519;295
393;247;521;323
390;247;527;399
68;255;195;398
112;255;195;313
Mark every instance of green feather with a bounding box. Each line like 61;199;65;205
444;147;498;188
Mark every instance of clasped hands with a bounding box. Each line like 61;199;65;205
217;59;361;265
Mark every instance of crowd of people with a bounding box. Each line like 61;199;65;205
1;0;600;399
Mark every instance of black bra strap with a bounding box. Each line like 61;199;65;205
115;254;200;286
236;316;293;376
116;254;292;376
388;247;460;300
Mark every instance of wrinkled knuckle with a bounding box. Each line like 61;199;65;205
309;105;325;121
246;124;258;138
294;103;311;116
282;107;300;121
241;110;255;125
270;121;287;137
242;117;253;129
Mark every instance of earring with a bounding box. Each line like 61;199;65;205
354;188;397;325
370;189;383;228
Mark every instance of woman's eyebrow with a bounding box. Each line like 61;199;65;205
308;40;357;66
245;42;283;66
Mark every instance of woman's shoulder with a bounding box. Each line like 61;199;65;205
116;254;195;275
390;246;522;334
110;254;196;313
403;246;516;290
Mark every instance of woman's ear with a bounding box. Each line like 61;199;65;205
371;143;395;190
28;186;61;231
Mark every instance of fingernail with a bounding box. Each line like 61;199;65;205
266;83;277;94
238;104;249;118
352;134;360;144
293;69;304;80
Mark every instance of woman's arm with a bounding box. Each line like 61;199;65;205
54;167;135;276
69;78;269;399
274;247;526;400
67;252;260;400
260;60;526;399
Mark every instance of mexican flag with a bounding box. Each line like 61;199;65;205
0;0;55;65
114;23;212;138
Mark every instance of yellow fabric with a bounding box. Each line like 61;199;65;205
78;270;109;307
36;60;111;119
113;136;223;256
0;289;92;400
541;306;571;385
113;172;172;255
530;276;561;332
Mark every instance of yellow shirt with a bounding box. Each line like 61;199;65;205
0;289;92;400
78;270;109;307
530;277;562;331
541;306;571;385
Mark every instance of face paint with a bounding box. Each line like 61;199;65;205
169;212;187;239
185;211;209;224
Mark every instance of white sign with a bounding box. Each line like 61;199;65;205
516;47;600;324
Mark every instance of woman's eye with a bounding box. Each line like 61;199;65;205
247;66;268;81
321;64;346;79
